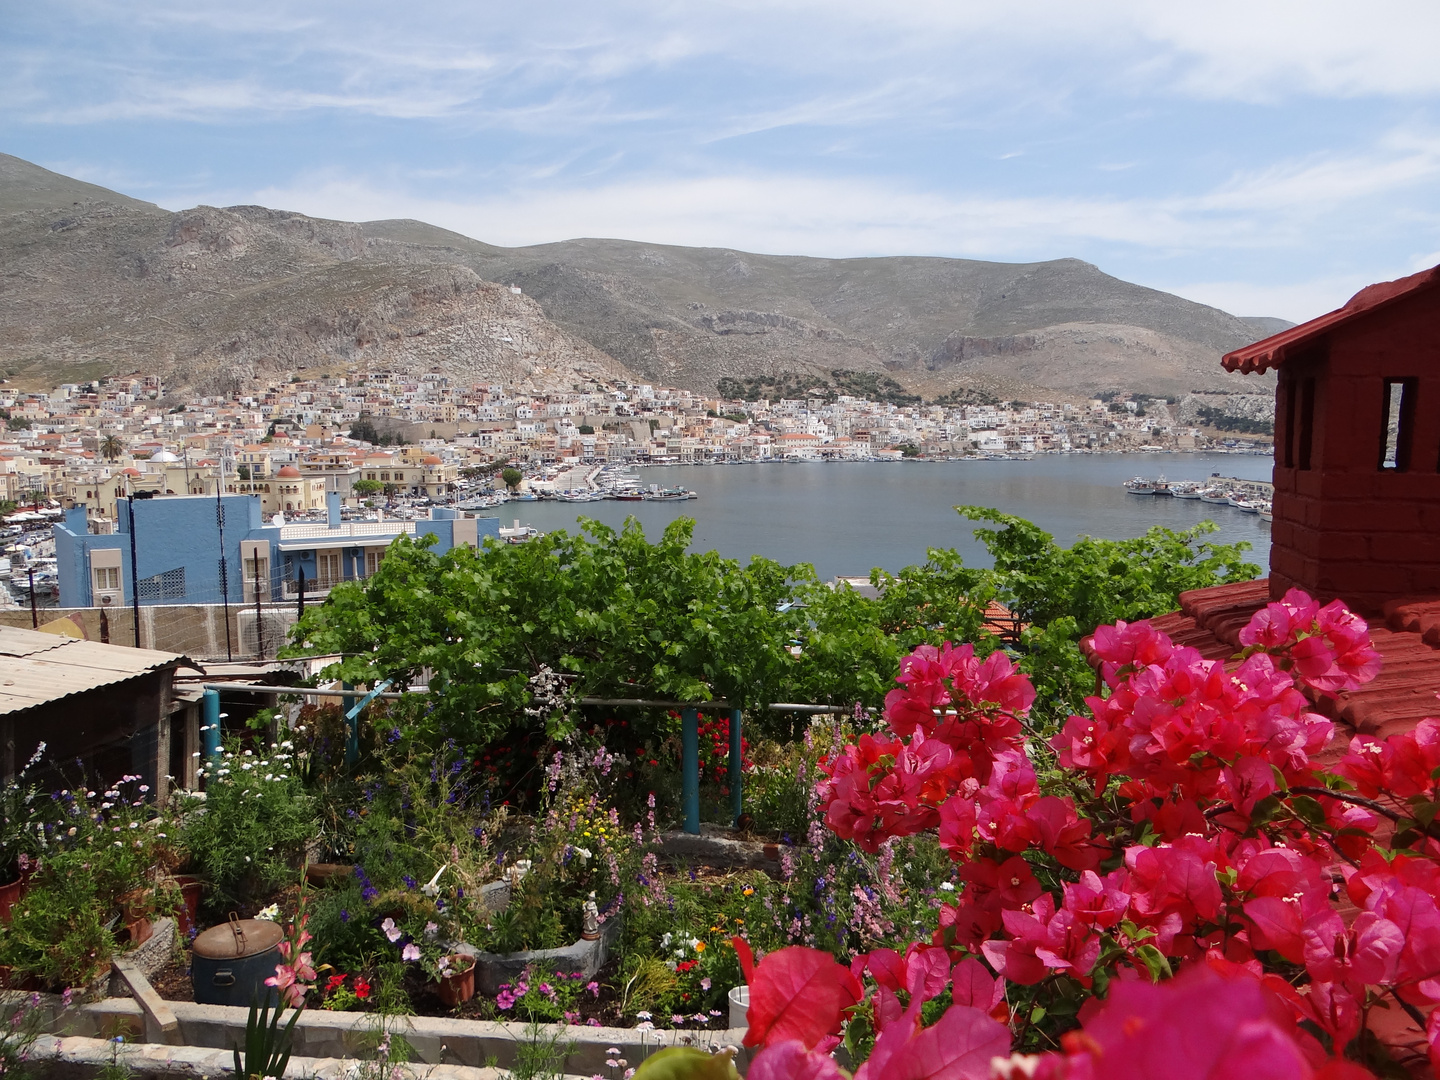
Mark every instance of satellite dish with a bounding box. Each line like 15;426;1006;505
272;513;286;526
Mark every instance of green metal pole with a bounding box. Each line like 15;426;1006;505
729;707;744;825
342;682;357;766
202;689;222;764
682;707;700;835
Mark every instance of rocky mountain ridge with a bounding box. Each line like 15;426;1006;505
0;153;1286;401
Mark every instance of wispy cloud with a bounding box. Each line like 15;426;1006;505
220;128;1433;262
5;0;1440;325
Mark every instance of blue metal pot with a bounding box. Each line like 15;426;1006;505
191;917;284;1008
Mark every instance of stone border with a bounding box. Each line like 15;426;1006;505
31;1033;522;1079
655;829;783;872
44;994;751;1076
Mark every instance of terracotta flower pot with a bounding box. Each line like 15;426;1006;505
119;889;155;946
0;876;28;926
434;954;476;1007
173;875;204;937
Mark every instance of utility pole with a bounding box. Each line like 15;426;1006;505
216;453;232;661
296;566;306;618
27;566;37;628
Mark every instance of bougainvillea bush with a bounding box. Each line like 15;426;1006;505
730;588;1440;1079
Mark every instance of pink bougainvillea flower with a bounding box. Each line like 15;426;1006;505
747;1041;848;1080
854;996;1009;1080
1046;963;1319;1079
733;938;861;1050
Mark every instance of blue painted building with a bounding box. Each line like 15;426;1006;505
55;493;499;608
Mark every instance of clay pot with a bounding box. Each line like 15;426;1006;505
434;954;476;1007
304;863;353;886
0;876;28;926
119;889;155;946
173;875;204;937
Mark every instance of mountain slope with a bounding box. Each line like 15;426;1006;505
360;226;1284;397
0;154;1287;399
0;165;631;394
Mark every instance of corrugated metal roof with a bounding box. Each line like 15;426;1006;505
1222;264;1440;375
0;625;197;716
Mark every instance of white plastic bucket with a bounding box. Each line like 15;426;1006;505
728;984;750;1030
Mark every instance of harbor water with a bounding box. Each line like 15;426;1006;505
505;453;1275;581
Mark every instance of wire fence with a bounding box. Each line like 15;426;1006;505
0;594;305;662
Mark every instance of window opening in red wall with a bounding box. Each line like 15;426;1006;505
1296;378;1315;470
1380;377;1416;471
1279;378;1296;469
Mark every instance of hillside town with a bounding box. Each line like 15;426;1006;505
0;370;1271;515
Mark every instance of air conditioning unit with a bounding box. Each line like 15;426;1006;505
95;589;123;607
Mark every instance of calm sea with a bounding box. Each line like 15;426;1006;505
501;453;1275;581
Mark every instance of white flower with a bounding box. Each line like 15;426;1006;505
256;903;280;921
939;881;955;892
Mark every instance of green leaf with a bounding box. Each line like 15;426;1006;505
1133;944;1173;983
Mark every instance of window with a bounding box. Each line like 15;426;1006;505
1296;377;1315;471
1380;377;1417;471
317;551;343;586
365;549;385;576
93;566;120;591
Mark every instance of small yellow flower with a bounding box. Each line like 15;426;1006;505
694;942;706;952
742;887;754;896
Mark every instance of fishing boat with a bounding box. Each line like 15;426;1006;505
1123;477;1157;495
1199;489;1232;504
1169;482;1203;499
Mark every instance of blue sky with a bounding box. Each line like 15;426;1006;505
4;0;1440;321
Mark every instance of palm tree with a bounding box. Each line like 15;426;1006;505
99;434;124;463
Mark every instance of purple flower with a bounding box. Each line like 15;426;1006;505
700;977;711;991
402;943;421;962
339;909;350;923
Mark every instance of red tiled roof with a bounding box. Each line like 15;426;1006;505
1221;263;1440;375
1081;578;1440;746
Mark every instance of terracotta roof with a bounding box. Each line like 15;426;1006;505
1222;263;1440;375
1081;578;1440;747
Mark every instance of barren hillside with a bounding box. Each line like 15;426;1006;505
1;154;1286;401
